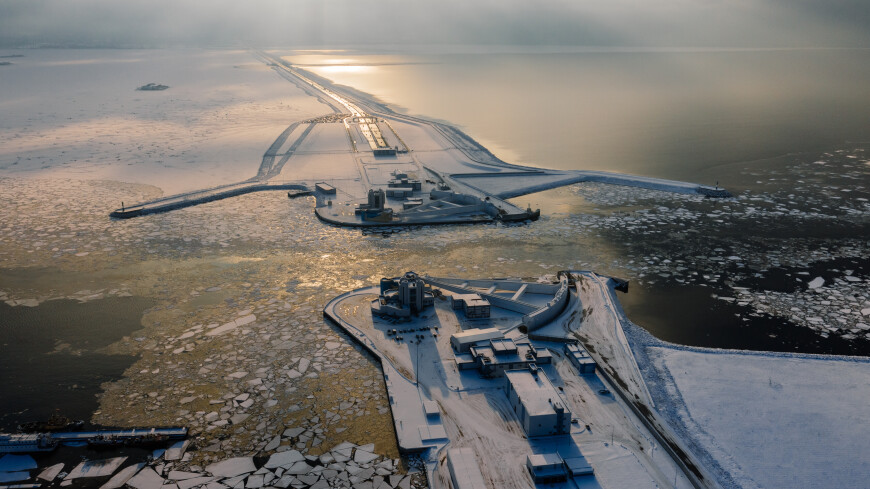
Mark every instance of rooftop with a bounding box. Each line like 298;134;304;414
472;342;550;366
505;367;566;417
528;452;564;468
490;338;518;355
451;327;502;341
447;447;488;489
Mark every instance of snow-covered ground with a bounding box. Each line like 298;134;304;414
325;278;697;489
645;347;870;489
0;49;327;194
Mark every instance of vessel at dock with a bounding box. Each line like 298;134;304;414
0;433;59;453
86;432;170;449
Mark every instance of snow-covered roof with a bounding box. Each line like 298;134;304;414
447;447;487;489
452;293;490;307
423;400;440;417
505;368;567;417
527;452;564;468
450;327;502;344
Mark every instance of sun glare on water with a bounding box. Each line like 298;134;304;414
317;64;373;74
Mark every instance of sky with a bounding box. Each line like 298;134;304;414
1;0;869;49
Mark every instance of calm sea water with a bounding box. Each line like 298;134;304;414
0;295;153;430
291;48;870;181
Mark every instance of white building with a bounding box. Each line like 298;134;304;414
526;453;568;484
505;366;571;437
450;293;491;319
467;339;552;377
565;342;596;374
450;327;503;352
447;447;487;489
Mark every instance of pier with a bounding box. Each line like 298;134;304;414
49;427;188;442
1;427;187;453
110;181;309;219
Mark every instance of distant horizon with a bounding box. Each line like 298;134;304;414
2;0;869;50
4;44;870;53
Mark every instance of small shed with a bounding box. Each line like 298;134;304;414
526;453;568;484
447;448;487;489
315;182;336;194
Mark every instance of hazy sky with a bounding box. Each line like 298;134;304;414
1;0;869;49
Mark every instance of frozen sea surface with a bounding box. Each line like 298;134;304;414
0;49;326;194
645;347;870;489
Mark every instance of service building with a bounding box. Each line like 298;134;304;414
505;366;571;437
565;342;596;374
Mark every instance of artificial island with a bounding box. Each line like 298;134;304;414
325;271;694;488
324;267;870;489
110;52;729;224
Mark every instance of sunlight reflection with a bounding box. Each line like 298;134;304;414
316;64;374;74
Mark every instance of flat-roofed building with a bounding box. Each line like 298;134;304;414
450;293;491;319
423;400;440;420
469;340;552;377
388;177;422;191
315;182;336;194
564;456;594;477
450;327;503;352
403;198;424;209
386;187;414;198
565;342;596;374
505;366;571;437
447;447;487;489
526;453;568;484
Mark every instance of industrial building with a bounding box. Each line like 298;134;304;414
450;327;504;352
447;447;487;489
402;198;424;209
355;189;393;221
315;182;336;194
371;271;434;318
450;293;491;318
505;365;571;437
526;453;568;484
355;188;385;214
458;339;552;377
526;453;594;483
388;176;422;191
565;342;596;374
385;187;414;198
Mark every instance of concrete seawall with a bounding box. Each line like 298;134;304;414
322;287;440;455
460;170;732;200
110;181;309;219
577;171;730;197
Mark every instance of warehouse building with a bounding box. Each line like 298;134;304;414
526;453;568;484
385;187;414;198
450;327;504;352
505;365;571;437
466;339;552;377
450;293;491;319
565;342;596;374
